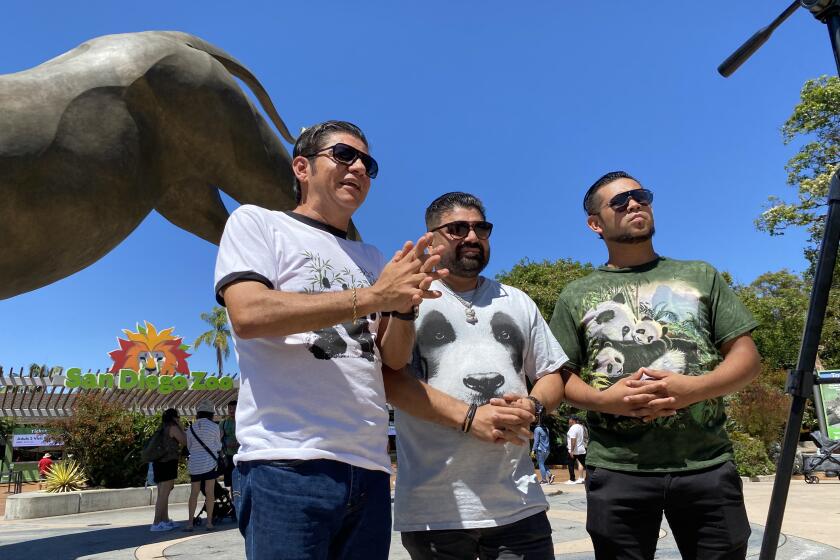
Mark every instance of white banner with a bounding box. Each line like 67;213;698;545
11;431;61;448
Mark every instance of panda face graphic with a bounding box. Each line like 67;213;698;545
584;296;636;342
416;310;527;405
633;319;663;344
593;345;625;377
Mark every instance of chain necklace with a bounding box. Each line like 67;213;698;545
439;277;483;324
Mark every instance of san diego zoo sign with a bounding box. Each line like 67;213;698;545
62;321;234;394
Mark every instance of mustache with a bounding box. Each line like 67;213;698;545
456;243;485;259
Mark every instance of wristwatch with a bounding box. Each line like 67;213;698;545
389;306;419;321
526;395;544;416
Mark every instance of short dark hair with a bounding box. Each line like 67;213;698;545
425;192;487;230
292;121;369;204
583;170;641;215
228;400;237;407
196;410;214;420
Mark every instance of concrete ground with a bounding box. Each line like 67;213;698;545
0;479;838;559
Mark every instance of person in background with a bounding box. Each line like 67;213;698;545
184;400;222;532
219;399;238;490
565;415;587;485
532;414;555;485
151;408;186;532
37;452;53;489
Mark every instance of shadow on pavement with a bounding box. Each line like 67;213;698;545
0;522;238;560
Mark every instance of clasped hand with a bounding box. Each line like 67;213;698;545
373;233;449;312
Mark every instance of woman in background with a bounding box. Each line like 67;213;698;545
184;400;222;531
150;408;186;532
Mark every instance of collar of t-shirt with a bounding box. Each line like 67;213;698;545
284;211;348;239
598;256;663;273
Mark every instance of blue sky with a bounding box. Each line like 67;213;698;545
0;1;832;374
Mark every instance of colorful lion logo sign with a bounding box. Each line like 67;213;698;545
108;321;191;376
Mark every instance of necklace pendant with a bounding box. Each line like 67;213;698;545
465;308;478;324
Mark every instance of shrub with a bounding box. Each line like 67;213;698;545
730;431;774;477
44;460;87;492
47;394;161;488
727;382;790;450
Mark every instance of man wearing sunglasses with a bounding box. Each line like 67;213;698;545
215;122;535;559
392;192;677;560
549;171;762;559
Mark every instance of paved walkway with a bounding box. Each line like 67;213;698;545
1;480;838;559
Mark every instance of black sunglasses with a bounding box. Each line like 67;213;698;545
303;143;379;179
603;188;654;213
430;220;494;240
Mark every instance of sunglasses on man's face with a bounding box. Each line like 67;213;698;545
430;220;494;240
604;188;654;213
303;143;379;179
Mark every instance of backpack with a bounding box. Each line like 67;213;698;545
141;427;179;463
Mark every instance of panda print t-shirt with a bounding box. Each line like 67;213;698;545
214;205;391;473
393;278;569;531
549;257;758;473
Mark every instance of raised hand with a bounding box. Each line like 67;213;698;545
374;233;449;312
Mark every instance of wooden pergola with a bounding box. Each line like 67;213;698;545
0;367;239;424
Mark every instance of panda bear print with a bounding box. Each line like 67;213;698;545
415;309;527;405
585;292;693;379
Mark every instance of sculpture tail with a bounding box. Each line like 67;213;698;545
165;32;297;145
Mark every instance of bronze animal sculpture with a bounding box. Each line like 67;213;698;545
0;31;304;300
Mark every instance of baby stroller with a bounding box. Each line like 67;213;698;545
194;480;236;526
802;430;840;484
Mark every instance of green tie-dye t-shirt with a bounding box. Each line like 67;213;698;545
548;257;758;472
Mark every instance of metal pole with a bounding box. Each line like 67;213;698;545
759;176;840;558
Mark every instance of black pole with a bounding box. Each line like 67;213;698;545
758;8;840;558
718;0;801;77
759;172;840;558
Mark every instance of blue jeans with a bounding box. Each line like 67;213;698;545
234;459;391;560
536;450;551;481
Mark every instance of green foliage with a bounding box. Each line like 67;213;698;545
757;75;840;256
729;431;774;477
44;459;87;493
194;306;231;375
734;270;808;372
496;258;593;322
176;458;191;484
47;394;160;488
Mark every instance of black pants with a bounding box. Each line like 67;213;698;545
401;511;554;560
585;461;750;560
568;452;587;481
223;454;235;489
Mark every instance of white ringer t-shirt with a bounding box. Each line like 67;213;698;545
214;205;390;473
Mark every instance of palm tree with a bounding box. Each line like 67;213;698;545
194;306;231;375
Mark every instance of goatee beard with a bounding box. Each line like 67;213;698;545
614;226;655;244
443;243;489;278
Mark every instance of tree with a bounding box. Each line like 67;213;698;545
734;270;808;375
752;76;840;370
194;305;231;375
495;258;593;322
757;75;840;263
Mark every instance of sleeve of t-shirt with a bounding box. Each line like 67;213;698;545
548;294;586;372
214;205;277;306
708;265;760;347
521;290;569;382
